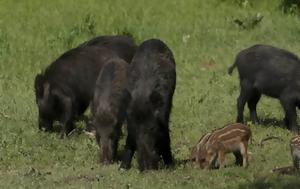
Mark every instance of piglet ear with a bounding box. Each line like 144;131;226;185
150;91;163;109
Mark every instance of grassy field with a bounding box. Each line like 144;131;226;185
1;0;300;188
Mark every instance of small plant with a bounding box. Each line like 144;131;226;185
233;13;263;30
220;0;252;7
63;13;97;48
114;27;135;40
235;0;251;8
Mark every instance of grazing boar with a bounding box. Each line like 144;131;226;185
79;35;137;63
290;135;300;171
34;46;118;137
192;123;251;169
35;35;136;137
228;44;300;132
120;39;176;171
91;58;129;164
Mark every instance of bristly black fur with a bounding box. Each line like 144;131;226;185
229;44;300;133
120;39;176;171
34;35;136;138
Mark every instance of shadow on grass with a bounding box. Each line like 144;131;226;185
244;117;287;129
238;174;300;189
259;118;285;127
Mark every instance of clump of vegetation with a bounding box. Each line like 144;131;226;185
114;27;136;41
220;0;254;8
0;30;10;57
233;13;264;30
64;13;97;48
281;0;300;15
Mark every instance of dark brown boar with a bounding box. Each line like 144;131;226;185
34;46;117;138
35;35;136;138
91;58;129;164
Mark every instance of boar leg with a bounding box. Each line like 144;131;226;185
280;97;298;133
233;151;243;166
217;151;226;169
292;155;300;172
247;91;261;124
53;91;74;138
237;80;252;123
95;132;102;163
240;142;248;168
207;152;218;169
160;127;174;168
120;132;136;170
108;125;122;163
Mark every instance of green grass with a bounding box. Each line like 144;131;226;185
1;0;300;188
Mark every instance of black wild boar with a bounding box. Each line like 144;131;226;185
228;44;300;132
35;35;137;137
34;46;118;137
120;39;176;171
91;58;129;164
79;35;137;63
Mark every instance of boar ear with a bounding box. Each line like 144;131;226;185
150;91;163;109
43;82;50;99
35;73;50;100
34;74;45;98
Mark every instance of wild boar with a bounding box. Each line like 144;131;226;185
34;46;117;137
192;123;251;169
120;39;176;171
79;35;137;63
91;58;129;164
228;44;300;133
35;35;136;137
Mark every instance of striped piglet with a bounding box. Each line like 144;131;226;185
290;135;300;172
191;123;251;169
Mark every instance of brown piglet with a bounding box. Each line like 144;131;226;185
191;123;251;169
290;135;300;172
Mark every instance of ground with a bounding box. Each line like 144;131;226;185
1;0;300;188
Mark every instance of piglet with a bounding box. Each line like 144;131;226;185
192;123;251;169
290;135;300;172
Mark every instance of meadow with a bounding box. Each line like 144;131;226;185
1;0;300;188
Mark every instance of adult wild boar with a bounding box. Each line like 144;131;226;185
228;44;300;132
34;35;136;138
79;35;137;63
120;39;176;171
91;58;129;164
34;46;117;137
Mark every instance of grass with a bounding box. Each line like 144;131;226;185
1;0;300;188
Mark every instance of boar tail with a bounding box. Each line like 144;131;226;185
227;63;236;75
